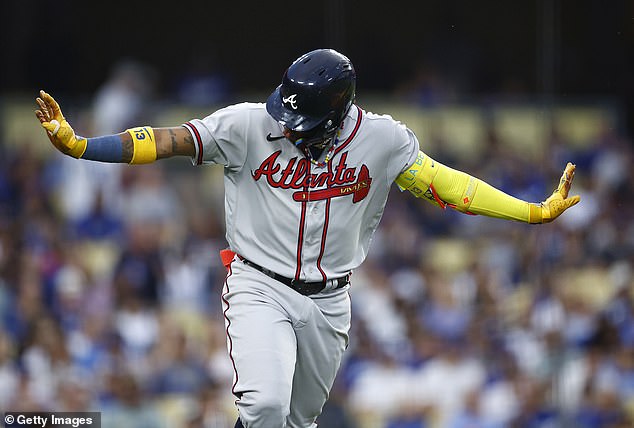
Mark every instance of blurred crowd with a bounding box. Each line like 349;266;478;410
0;66;633;428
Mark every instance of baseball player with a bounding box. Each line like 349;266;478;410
35;49;579;428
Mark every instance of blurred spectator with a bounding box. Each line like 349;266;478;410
119;165;182;232
20;316;78;408
101;372;166;428
317;381;359;428
0;328;19;408
183;379;235;428
112;224;164;306
409;339;486;427
350;262;409;355
419;272;473;341
147;326;210;396
604;285;634;348
113;294;159;371
446;390;500;428
174;49;232;107
56;373;96;412
393;62;457;107
572;389;629;428
70;190;124;243
93;60;158;136
161;242;214;314
478;358;522;426
508;377;559;428
348;347;427;427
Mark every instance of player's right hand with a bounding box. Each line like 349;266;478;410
35;90;86;158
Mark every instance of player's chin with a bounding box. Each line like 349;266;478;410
296;140;321;150
284;128;327;147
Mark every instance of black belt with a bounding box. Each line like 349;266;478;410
239;257;350;296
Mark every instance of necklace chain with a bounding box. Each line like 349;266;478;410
305;129;342;168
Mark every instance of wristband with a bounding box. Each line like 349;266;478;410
68;137;88;159
82;135;123;162
126;126;157;164
528;203;543;224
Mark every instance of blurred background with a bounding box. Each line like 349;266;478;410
1;1;633;427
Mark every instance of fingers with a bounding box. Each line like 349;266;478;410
35;97;52;124
556;162;576;198
555;172;580;217
35;109;47;124
37;90;64;121
42;90;63;119
565;194;581;208
36;97;49;116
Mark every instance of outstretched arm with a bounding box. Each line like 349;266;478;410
35;90;195;163
396;151;580;224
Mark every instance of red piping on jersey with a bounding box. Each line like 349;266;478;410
184;121;204;165
294;159;310;281
221;262;240;401
315;199;329;281
334;105;362;156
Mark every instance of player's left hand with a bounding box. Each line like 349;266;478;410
535;162;580;223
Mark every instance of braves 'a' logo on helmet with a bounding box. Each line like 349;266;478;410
282;94;299;110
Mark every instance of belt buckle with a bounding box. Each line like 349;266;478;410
289;278;305;293
290;279;319;296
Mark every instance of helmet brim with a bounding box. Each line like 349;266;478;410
266;85;330;132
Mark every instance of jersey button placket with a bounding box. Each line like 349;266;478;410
306;205;320;244
302;201;323;272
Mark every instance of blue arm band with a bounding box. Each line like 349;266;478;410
81;135;124;163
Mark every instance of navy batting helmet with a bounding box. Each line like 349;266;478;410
266;49;356;146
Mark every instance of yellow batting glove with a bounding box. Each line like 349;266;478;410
529;162;581;223
35;90;87;158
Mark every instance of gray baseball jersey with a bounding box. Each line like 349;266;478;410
183;103;419;281
182;103;418;428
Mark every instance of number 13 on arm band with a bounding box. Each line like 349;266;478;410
127;126;157;164
76;126;157;164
